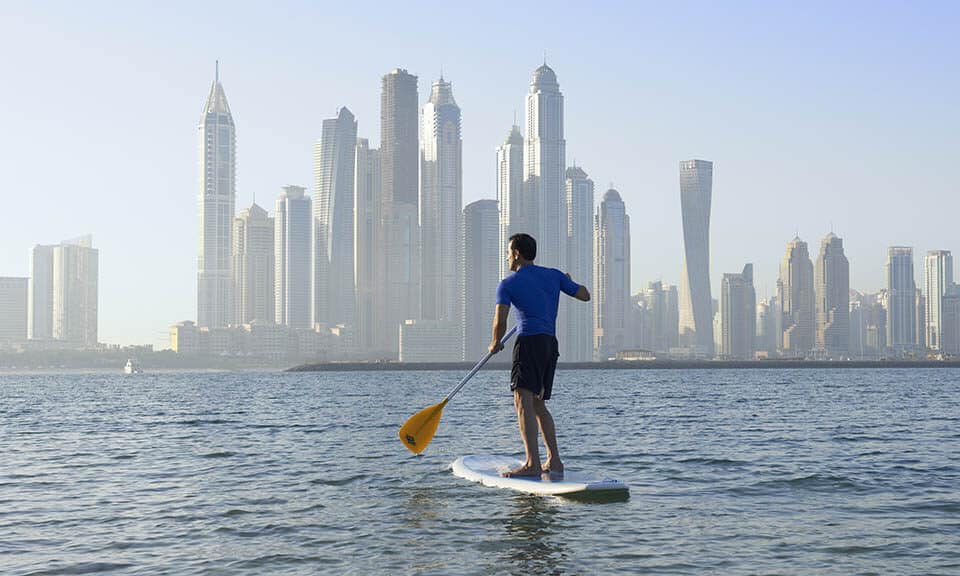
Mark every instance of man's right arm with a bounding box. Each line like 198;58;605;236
489;304;510;354
565;272;591;302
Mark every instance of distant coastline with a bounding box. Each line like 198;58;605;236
286;359;960;372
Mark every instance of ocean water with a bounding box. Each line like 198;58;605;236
1;368;959;575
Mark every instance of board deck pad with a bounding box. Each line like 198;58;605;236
451;455;629;496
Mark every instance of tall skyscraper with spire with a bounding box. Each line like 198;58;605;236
354;138;382;354
197;63;236;328
381;68;420;356
886;246;916;354
594;189;630;360
778;237;815;356
496;125;525;279
814;233;850;357
678;159;714;356
233;203;275;325
563;166;594;361
313;107;358;329
420;77;462;324
524;63;566;269
924;250;953;351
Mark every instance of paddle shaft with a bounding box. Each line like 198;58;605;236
444;325;518;402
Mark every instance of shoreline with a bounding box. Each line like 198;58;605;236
286;359;960;372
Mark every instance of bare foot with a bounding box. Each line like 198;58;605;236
501;464;543;478
543;461;564;479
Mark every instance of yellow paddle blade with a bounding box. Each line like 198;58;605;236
398;399;449;454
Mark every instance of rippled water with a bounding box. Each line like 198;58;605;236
2;368;959;575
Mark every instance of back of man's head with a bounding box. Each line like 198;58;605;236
509;233;537;261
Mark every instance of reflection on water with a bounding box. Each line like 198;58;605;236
502;495;569;575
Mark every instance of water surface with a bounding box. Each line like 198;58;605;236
2;369;959;574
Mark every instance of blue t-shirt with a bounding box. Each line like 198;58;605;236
495;265;581;336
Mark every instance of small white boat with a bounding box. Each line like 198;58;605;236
123;359;142;375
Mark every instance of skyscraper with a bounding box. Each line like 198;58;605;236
275;186;312;329
354;138;382;354
197;64;236;328
778;237;815;356
594;189;630;360
644;281;680;353
924;250;953;351
0;277;28;342
420;77;462;324
678;159;714;356
462;199;500;360
886;246;916;354
31;236;99;346
562;166;594;361
815;233;850;357
720;264;756;360
233;203;275;325
524;64;566;269
381;69;420;355
496;125;525;279
313;107;358;329
29;244;54;340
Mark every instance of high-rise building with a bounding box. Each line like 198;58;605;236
778;237;814;356
354;138;383;354
381;68;420;355
524;64;566;269
0;277;29;342
594;189;630;360
37;236;99;346
462;199;499;360
849;291;887;358
678;159;714;356
814;233;850;357
197;64;236;328
720;264;756;360
941;286;960;355
275;186;312;329
313;107;358;329
756;298;777;357
420;77;462;325
643;281;679;353
924;250;953;351
886;246;916;354
233;203;275;325
562;166;594;361
29;244;55;340
497;125;525;279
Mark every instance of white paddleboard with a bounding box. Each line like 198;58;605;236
451;455;628;496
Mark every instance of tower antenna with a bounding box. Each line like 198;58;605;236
215;60;219;83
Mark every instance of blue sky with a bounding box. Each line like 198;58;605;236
1;1;957;346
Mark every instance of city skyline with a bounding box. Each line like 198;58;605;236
1;2;958;347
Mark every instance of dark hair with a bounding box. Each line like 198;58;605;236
509;233;537;261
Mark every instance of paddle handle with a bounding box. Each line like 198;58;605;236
444;325;519;402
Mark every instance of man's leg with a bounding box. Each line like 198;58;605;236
534;399;563;475
503;388;542;477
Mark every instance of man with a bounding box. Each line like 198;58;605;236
489;233;590;478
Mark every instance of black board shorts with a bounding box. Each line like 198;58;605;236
511;334;560;400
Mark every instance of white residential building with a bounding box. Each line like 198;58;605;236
524;64;566;269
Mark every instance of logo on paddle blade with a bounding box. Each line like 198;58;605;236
405;434;416;446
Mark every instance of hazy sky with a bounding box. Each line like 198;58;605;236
1;1;957;347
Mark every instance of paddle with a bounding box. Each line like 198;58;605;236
398;325;519;454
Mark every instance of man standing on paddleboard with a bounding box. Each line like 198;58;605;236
488;233;591;478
